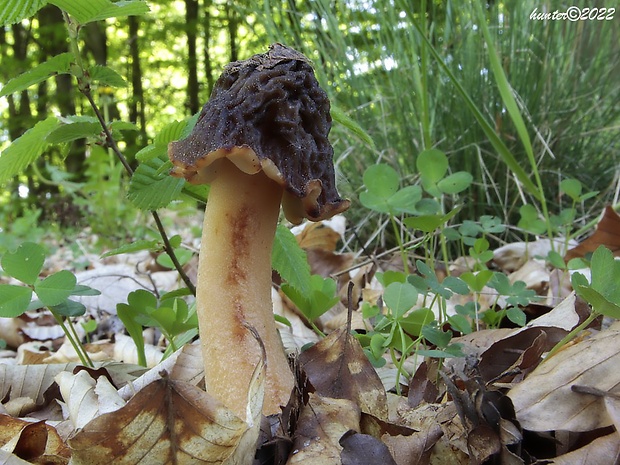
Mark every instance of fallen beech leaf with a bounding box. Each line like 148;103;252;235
0;364;76;408
287;394;361;464
299;324;388;420
565;206;620;260
69;363;264;465
294;217;346;252
508;324;620;431
55;370;125;429
541;432;620;464
339;430;397;465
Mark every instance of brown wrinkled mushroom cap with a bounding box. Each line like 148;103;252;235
168;43;350;224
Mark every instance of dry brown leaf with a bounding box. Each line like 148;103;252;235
0;364;75;409
299;324;388;420
565;206;620;261
0;415;70;464
69;360;264;465
508;324;620;432
294;218;345;252
339;429;397;465
286;393;361;465
537;432;620;464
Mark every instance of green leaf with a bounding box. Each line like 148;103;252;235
1;0;47;25
272;225;311;296
0;285;32;317
88;65;127;87
155;120;190;145
101;240;160;258
34;270;77;306
575;286;620;319
128;154;185;210
421;323;452;348
359;191;390;214
363;164;399;198
0;117;59;185
1;242;45;285
282;275;339;321
48;0;149;24
560;179;582;202
417;149;448;183
400;308;434;337
383;282;418;318
448;314;473;335
460;270;494;293
70;284;100;296
437;171;473;194
45;121;102;144
387;185;423;215
51;299;86;317
506;307;527;326
0;53;73;97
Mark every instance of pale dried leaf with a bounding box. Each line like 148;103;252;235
0;364;75;407
111;334;163;367
508;325;620;431
118;344;203;401
539;432;620;464
0;318;24;349
55;371;125;429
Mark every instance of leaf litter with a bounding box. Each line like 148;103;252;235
0;209;619;463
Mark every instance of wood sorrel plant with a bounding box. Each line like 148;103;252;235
0;242;100;366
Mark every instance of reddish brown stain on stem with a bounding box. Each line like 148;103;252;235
226;207;252;285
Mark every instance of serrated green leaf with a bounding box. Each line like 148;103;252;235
1;242;45;284
128;154;185;210
88;65;127;87
0;53;73;97
155;120;190;144
49;0;149;24
0;117;59;185
0;285;32;317
45;121;102;144
34;270;77;306
0;0;47;25
101;239;160;258
272;225;311;296
110;121;139;132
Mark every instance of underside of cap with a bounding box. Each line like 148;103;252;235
168;43;350;224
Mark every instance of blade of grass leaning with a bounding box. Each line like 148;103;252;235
472;0;553;242
410;15;541;202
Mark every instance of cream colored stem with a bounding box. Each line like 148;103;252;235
197;159;294;418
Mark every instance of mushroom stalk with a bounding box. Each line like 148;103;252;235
197;159;294;418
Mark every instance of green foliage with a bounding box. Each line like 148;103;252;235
0;0;47;25
0;53;74;98
272;225;312;297
572;246;620;319
0;117;60;185
0;242;100;365
281;275;339;323
117;289;199;366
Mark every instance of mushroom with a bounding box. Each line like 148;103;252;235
168;44;350;418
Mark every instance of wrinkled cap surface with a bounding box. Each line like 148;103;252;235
168;43;349;224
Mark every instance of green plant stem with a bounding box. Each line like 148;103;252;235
53;313;93;367
62;12;196;297
543;311;599;362
390;214;410;274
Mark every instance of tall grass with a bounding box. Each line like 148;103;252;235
255;0;619;239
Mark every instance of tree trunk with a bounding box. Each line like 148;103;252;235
203;0;214;95
185;0;200;115
127;15;147;153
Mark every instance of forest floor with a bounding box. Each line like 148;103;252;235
0;207;619;464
